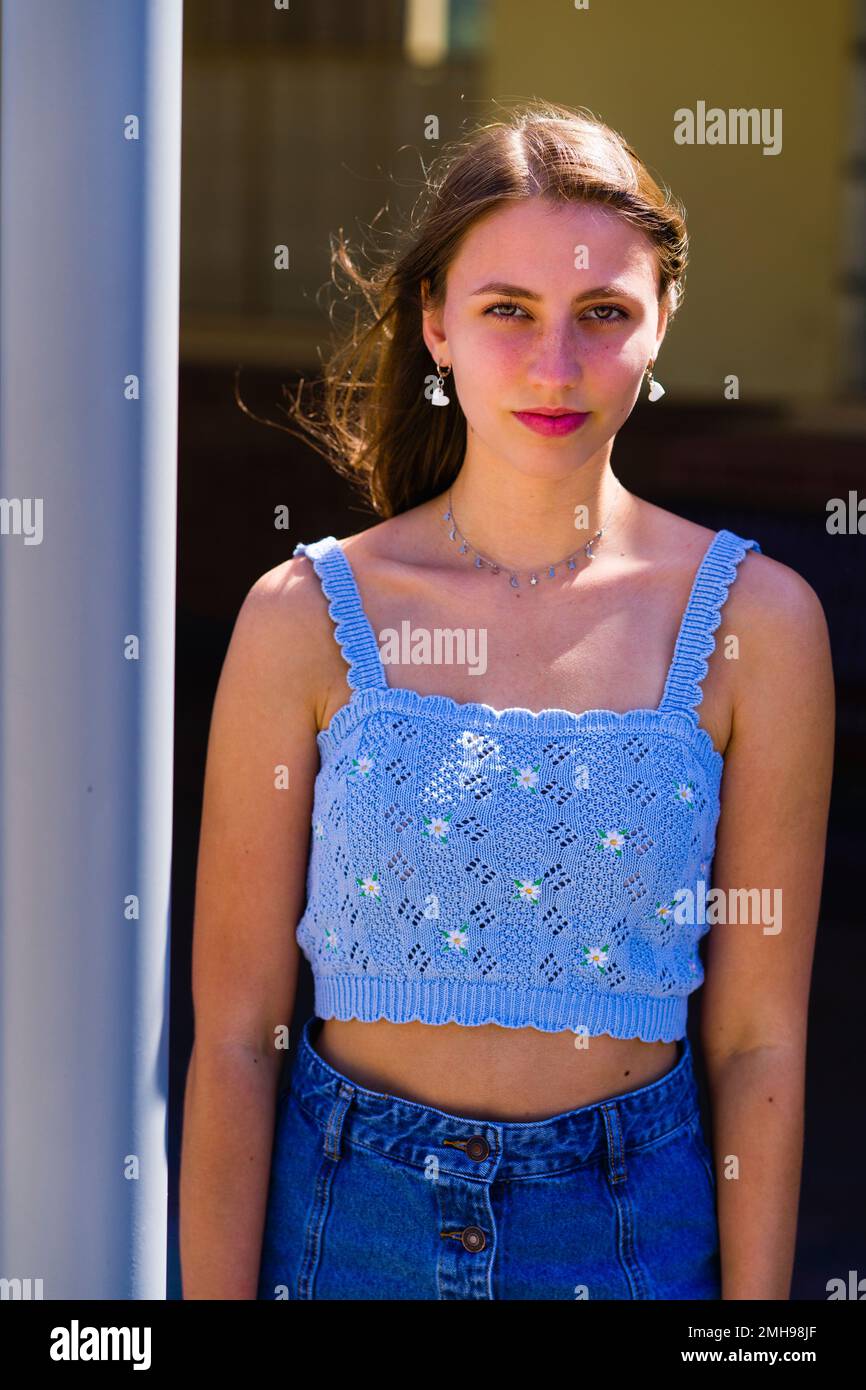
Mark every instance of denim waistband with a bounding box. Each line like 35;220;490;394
287;1017;702;1182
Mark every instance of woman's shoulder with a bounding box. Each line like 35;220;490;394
647;503;832;740
638;497;819;624
651;505;830;729
233;543;360;728
724;542;831;693
619;499;829;715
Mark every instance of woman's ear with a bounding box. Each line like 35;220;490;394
420;278;447;364
654;301;670;359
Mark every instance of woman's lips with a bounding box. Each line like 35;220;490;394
513;411;589;437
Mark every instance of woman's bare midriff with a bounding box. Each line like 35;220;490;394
312;1018;679;1121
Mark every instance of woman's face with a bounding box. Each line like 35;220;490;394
422;196;669;474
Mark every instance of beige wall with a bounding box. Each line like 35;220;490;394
486;0;854;404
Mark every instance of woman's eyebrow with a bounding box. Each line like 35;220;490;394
469;280;635;302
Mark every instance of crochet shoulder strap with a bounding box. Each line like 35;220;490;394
292;535;388;692
658;528;763;717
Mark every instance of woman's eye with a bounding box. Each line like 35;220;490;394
484;300;530;321
583;305;629;324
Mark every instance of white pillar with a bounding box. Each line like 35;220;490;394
0;0;183;1298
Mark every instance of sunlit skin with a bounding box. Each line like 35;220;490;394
314;198;703;1120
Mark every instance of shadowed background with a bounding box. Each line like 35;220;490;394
171;0;866;1299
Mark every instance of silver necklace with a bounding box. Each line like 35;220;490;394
442;478;623;590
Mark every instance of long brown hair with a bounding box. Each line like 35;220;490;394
256;99;688;520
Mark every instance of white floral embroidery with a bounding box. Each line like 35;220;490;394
582;945;610;971
439;925;469;953
349;754;375;777
597;828;629;857
423;814;451;841
512;764;540;792
513;878;542;903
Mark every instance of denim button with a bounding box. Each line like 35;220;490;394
461;1226;486;1252
465;1135;490;1162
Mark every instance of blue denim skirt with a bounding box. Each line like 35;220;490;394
257;1016;721;1300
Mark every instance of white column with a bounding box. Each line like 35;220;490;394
0;0;183;1298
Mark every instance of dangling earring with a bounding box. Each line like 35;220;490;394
645;359;665;402
430;361;452;407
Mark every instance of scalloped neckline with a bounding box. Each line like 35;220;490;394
317;681;726;777
322;684;673;734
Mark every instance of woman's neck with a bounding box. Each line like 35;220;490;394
440;450;630;573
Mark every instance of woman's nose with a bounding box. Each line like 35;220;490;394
525;331;583;389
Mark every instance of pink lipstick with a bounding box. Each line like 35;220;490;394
513;410;589;437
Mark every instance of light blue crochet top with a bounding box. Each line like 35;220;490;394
291;528;761;1042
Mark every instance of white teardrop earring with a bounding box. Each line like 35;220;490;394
645;359;665;402
430;361;451;407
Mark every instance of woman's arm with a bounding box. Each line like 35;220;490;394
179;558;324;1299
698;552;835;1300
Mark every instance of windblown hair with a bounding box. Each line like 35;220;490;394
261;99;688;520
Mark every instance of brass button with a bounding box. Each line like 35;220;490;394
465;1135;490;1162
461;1226;486;1252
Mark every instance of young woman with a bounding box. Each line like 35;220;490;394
180;102;834;1301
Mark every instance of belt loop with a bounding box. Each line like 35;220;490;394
323;1080;355;1162
600;1102;627;1184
